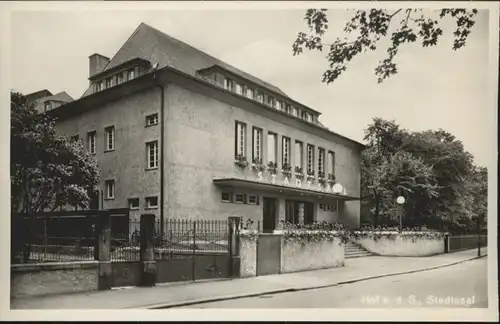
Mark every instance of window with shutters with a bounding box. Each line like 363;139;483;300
307;144;315;174
282;137;291;166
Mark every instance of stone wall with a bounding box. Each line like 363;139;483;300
239;234;257;277
11;261;99;298
353;232;446;257
280;236;344;273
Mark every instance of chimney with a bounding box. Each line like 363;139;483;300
89;53;110;79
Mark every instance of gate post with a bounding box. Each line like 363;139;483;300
140;213;156;286
444;233;449;253
97;211;112;291
228;217;241;277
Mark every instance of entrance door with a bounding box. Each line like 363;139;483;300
304;202;314;225
262;197;277;233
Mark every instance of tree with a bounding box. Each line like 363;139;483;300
10;92;100;213
360;117;485;231
293;8;479;84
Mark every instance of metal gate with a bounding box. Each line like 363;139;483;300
256;234;281;276
109;208;142;288
155;219;232;283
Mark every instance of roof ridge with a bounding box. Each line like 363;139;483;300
140;22;287;96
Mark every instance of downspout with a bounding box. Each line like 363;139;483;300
153;70;165;236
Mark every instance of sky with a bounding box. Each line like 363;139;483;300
9;7;494;167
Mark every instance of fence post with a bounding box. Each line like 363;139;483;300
98;211;112;290
444;234;449;253
140;213;156;287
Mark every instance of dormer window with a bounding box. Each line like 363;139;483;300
127;69;135;81
44;101;51;112
276;100;282;111
256;91;264;103
235;83;243;95
245;87;254;99
106;78;113;88
285;103;292;114
224;78;234;91
117;72;124;85
301;110;307;120
266;96;275;108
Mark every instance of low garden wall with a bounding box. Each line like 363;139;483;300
237;229;346;277
280;234;344;273
11;261;99;298
351;231;447;257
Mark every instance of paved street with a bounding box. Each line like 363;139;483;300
181;257;488;308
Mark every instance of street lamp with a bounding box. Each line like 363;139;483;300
396;196;405;232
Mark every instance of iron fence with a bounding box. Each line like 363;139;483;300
11;212;102;264
448;233;488;252
154;219;229;260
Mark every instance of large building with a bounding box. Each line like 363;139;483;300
49;23;365;232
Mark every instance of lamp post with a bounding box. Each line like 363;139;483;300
396;196;405;232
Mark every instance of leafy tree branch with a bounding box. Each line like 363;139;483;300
293;8;479;84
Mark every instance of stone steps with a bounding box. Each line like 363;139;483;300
345;242;373;259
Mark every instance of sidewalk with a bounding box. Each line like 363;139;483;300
11;247;487;309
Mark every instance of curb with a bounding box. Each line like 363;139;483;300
138;253;487;309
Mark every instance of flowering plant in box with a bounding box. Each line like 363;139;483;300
238;217;259;241
251;157;266;172
306;170;316;181
282;163;292;176
267;161;278;174
234;154;249;168
327;173;336;186
294;166;304;178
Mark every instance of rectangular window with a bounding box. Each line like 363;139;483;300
128;69;135;81
235;121;246;157
234;193;245;204
301;110;307;120
295;141;303;169
117;72;124;85
318;148;325;176
328;151;336;175
247;195;258;205
145;196;158;209
293;107;299;117
245;87;254;99
224;78;234;91
307;144;315;174
285;200;299;225
256;90;264;103
252;127;263;162
221;192;232;203
105;180;115;199
266;95;275;108
44;101;51;112
235;83;243;95
96;83;102;92
106;78;113;88
105;126;115;151
267;132;277;164
70;134;79;143
285;103;292;114
128;198;139;210
146;113;159;126
305;112;312;122
282;137;291;166
276;100;283;111
87;131;96;154
146;141;159;168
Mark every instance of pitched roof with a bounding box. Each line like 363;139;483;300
34;91;74;106
81;23;289;99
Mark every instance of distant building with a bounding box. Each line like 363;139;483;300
26;89;74;113
47;22;364;231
